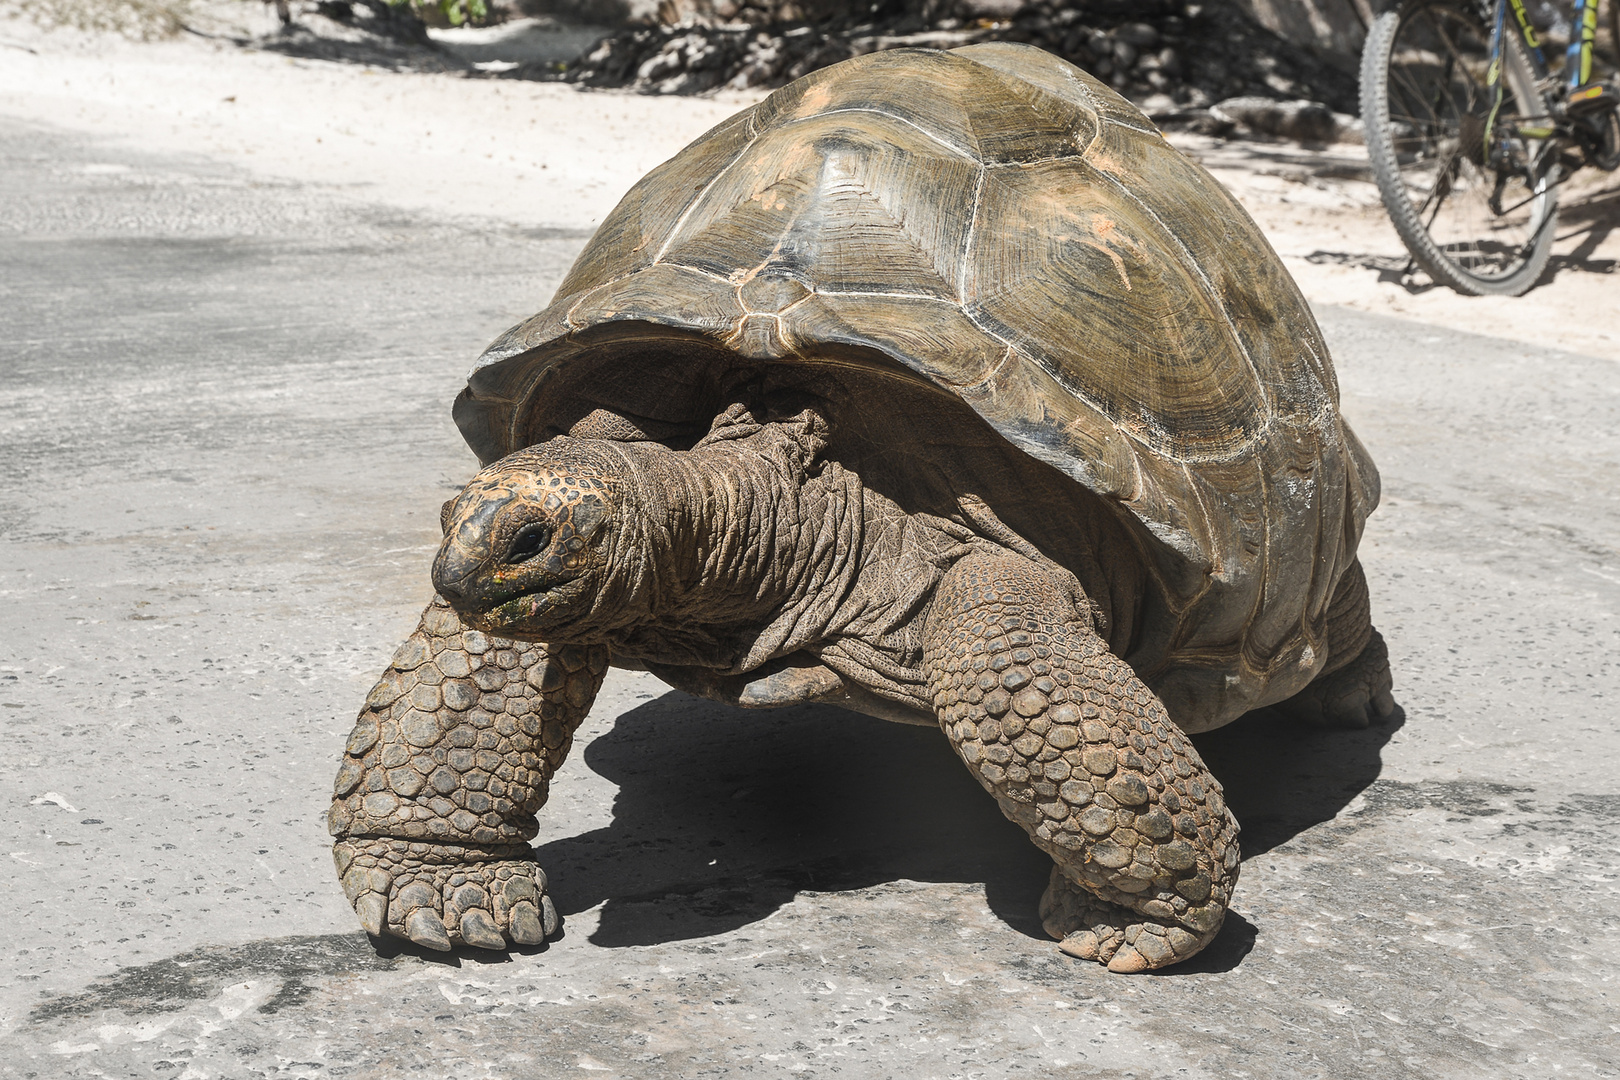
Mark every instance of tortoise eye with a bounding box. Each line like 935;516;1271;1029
506;522;551;564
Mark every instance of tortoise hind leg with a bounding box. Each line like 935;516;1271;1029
1276;561;1396;729
923;552;1240;973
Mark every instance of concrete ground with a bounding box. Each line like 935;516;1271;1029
1;55;1618;1080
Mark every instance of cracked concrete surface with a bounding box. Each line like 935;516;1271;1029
0;95;1617;1079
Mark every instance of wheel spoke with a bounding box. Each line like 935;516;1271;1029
1416;152;1459;222
1362;0;1556;293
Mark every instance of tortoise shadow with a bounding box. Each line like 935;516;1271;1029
1196;702;1407;861
535;690;1404;972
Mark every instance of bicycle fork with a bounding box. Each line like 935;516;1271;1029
1481;0;1568;197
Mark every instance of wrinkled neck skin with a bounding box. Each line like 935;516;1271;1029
542;411;1106;689
587;422;869;669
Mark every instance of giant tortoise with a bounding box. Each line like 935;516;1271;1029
328;42;1392;973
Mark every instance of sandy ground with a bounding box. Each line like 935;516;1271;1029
1;11;1615;359
0;11;760;245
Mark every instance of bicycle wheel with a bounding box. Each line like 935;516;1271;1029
1360;0;1559;295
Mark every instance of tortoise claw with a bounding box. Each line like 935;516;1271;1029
541;895;560;938
405;908;452;951
355;892;387;937
1328;697;1374;729
509;901;546;945
1106;945;1151;974
458;909;507;950
1372;685;1396;717
1057;930;1100;960
334;839;560;950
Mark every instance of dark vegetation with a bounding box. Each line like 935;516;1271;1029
554;0;1360;123
257;0;1362;124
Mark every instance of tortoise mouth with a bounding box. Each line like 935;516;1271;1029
455;575;591;640
453;592;548;640
433;556;544;613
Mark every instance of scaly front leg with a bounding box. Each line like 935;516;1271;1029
329;597;606;950
924;552;1240;973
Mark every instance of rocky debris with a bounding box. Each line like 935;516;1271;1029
552;21;855;94
242;0;1364;144
538;1;1361;142
1208;96;1362;145
655;0;857;24
430;15;616;71
254;0;466;72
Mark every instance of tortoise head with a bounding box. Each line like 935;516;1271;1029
432;441;627;640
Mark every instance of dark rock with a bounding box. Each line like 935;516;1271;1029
1212;96;1340;144
540;0;1358;124
1115;21;1160;47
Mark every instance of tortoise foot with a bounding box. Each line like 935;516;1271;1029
1278;630;1395;729
1039;868;1217;973
335;839;558;951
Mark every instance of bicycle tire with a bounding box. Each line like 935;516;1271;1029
1360;0;1559;296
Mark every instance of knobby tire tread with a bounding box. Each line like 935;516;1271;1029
1360;0;1559;296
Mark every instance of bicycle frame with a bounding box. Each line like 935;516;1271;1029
1469;1;1552;200
1568;0;1602;94
1483;0;1617;175
1499;0;1549;69
1488;0;1600;108
1489;1;1554;134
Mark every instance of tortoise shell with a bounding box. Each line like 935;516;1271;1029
451;42;1379;733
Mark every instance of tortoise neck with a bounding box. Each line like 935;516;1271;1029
609;426;857;659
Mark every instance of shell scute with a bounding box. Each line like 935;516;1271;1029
1080;120;1339;421
779;293;1006;387
962;159;1266;460
953;41;1157;139
749;48;1087;165
567;264;743;338
555;108;756;299
659;113;981;299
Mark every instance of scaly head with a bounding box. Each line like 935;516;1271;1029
432;441;628;640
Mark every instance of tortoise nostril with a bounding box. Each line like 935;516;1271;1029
506;522;551;565
431;544;479;602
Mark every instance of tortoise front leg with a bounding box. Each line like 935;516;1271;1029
923;553;1240;973
329;597;606;950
